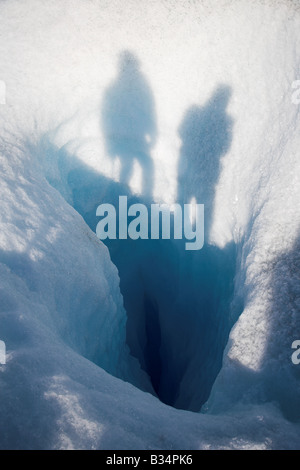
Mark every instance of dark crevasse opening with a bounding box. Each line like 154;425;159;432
39;142;240;411
143;295;162;395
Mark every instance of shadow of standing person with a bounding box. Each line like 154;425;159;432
167;86;237;410
177;85;233;239
102;51;157;199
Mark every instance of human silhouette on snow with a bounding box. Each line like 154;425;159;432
102;51;156;198
177;85;233;236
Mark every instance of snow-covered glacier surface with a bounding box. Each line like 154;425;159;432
0;0;300;449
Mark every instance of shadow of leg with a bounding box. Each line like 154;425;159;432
139;152;154;199
119;154;134;188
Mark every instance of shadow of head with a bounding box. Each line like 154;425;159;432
118;50;141;73
208;85;232;109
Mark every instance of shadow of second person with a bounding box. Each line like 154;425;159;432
101;51;157;199
177;85;233;238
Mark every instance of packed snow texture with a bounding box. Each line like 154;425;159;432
0;0;300;449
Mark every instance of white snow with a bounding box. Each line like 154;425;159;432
0;0;300;449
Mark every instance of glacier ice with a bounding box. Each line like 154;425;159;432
0;0;300;450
